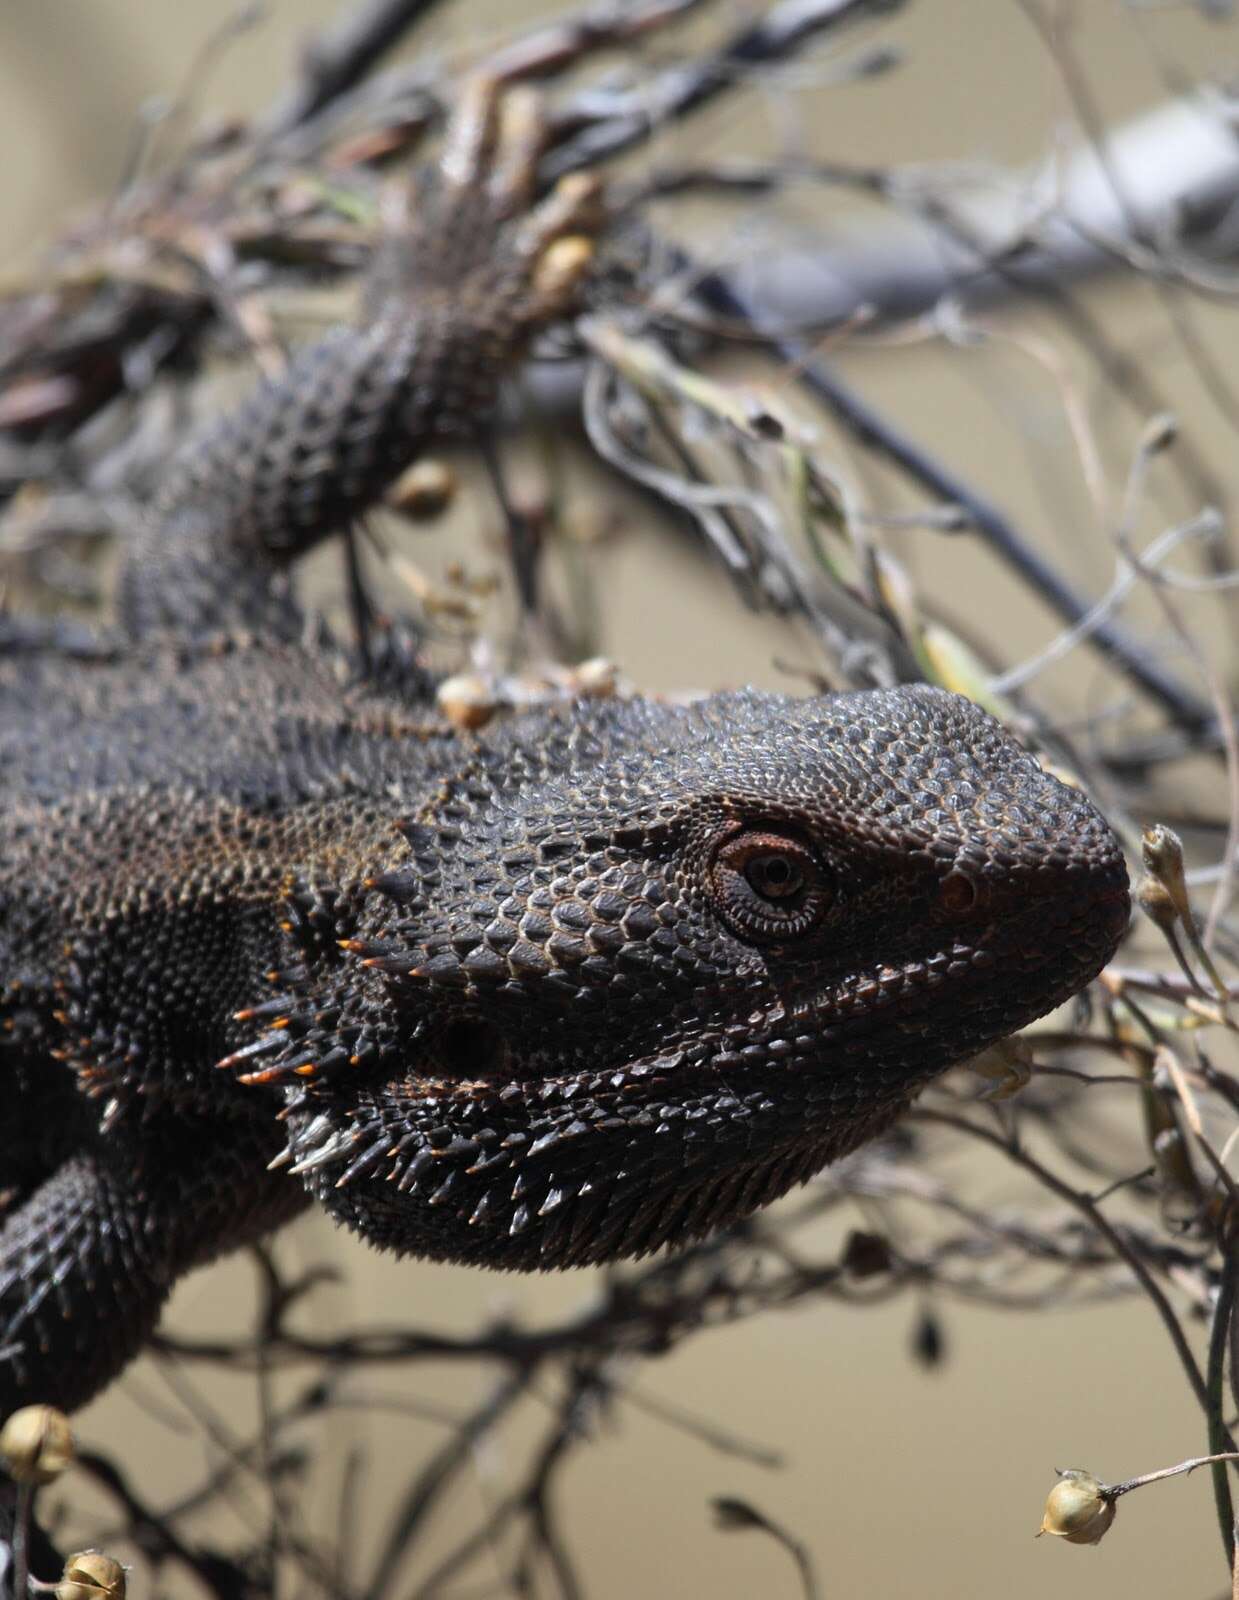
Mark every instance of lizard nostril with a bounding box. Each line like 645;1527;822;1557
938;870;980;917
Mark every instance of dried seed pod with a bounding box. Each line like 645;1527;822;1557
1152;1125;1203;1232
1141;825;1192;925
911;1306;945;1369
532;234;595;301
569;657;618;698
386;459;457;521
841;1229;891;1279
436;672;499;730
1136;873;1179;937
0;1404;75;1485
56;1550;127;1599
968;1035;1034;1100
711;1496;772;1532
1037;1469;1116;1545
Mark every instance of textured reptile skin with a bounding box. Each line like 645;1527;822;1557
0;86;1130;1415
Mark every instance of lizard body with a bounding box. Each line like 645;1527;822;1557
0;85;1129;1415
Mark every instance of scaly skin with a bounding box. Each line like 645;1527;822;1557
0;84;1130;1416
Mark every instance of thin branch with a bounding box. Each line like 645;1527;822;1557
261;0;447;137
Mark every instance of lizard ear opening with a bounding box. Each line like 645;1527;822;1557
437;1015;510;1079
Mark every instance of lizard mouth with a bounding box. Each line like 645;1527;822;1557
287;843;1132;1131
286;853;1130;1276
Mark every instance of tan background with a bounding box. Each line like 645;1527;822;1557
4;2;1238;1596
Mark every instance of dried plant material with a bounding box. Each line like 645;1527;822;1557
1038;1471;1116;1546
0;1405;75;1486
56;1551;128;1600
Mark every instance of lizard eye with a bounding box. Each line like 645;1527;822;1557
710;829;832;942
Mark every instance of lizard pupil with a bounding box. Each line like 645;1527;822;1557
746;853;801;900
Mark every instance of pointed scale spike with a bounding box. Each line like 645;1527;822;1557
564;1187;609;1257
314;1046;352;1079
363;955;422;975
392;1147;436;1193
233;996;295;1024
289;1128;359;1176
466;1148;513;1177
536;1205;579;1263
364;870;422;904
408;952;467;987
395;820;436;853
439;1137;481;1163
215;1032;285;1072
239;1058;319;1087
335;1135;394;1189
292;1111;333;1147
339;938;400;959
278;1089;311;1119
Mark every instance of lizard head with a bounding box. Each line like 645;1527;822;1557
275;686;1129;1268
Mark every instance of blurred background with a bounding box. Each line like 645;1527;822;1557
5;2;1239;1596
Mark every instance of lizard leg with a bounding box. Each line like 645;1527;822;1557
117;81;604;642
0;1115;305;1415
0;1153;168;1415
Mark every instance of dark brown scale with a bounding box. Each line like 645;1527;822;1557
0;86;1130;1417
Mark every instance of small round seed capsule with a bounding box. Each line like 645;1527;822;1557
56;1550;127;1599
1141;824;1192;924
1136;873;1179;936
1037;1470;1116;1545
841;1229;891;1279
436;672;499;730
385;459;457;521
569;658;618;698
532;234;595;303
0;1404;76;1485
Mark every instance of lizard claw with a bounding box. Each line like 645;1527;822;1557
439;75;550;218
439;73;504;193
489;86;549;214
